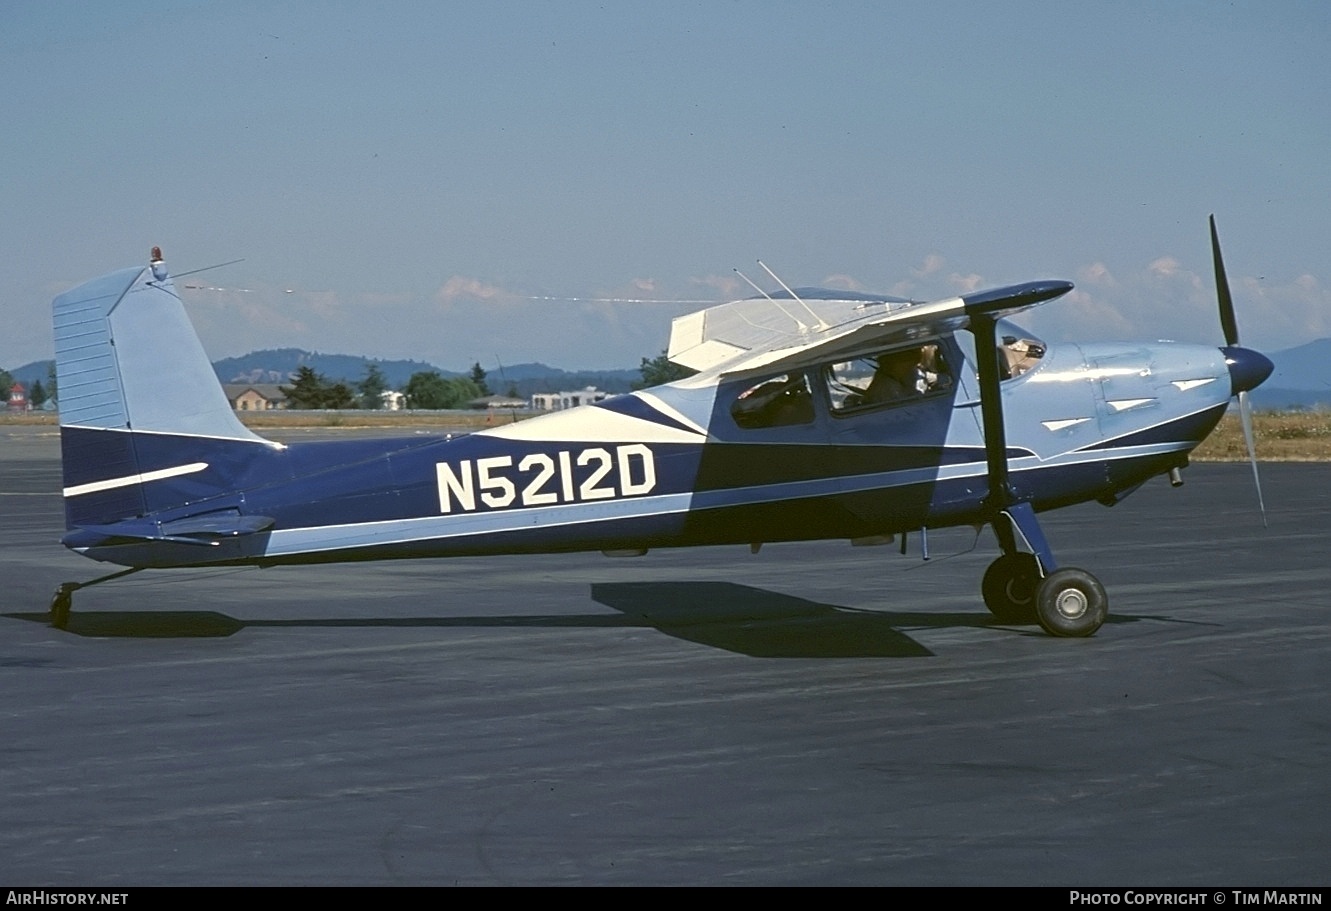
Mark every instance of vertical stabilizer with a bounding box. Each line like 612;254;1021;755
53;253;266;441
54;251;274;530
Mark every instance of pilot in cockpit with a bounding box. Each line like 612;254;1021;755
864;344;951;404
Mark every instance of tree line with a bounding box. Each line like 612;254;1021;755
280;362;502;410
281;354;695;409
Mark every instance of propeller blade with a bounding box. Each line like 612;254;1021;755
1236;390;1267;528
1212;217;1267;526
1211;214;1240;347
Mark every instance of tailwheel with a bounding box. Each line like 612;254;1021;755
1034;567;1108;637
50;583;76;630
46;569;141;630
981;552;1040;624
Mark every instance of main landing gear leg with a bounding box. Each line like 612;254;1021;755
981;503;1108;637
49;568;142;630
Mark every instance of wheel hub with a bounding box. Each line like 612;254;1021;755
1054;587;1089;620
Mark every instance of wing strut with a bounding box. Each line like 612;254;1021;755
971;314;1014;511
969;313;1056;574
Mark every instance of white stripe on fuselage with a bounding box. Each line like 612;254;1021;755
63;462;209;497
478;397;707;444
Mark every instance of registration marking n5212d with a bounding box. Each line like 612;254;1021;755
436;444;657;513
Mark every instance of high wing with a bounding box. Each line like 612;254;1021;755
668;281;1074;377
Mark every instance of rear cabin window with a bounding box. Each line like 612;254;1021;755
730;373;815;429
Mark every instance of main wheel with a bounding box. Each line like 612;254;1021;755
1034;568;1108;637
981;553;1040;623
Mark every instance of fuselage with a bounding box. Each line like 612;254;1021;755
63;327;1248;570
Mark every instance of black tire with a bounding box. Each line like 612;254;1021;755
49;586;72;630
1035;567;1108;637
981;553;1040;623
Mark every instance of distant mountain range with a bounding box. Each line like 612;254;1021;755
9;339;1331;408
212;349;441;389
1249;337;1331;410
5;348;643;400
210;348;644;398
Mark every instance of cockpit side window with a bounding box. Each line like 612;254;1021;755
824;342;954;413
730;372;815;429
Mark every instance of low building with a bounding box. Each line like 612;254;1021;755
223;384;288;411
531;386;608;412
6;381;28;413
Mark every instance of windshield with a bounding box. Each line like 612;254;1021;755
954;319;1047;381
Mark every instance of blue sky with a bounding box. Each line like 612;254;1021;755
3;1;1328;372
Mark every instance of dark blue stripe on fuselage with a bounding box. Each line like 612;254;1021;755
1080;402;1227;452
64;426;1011;532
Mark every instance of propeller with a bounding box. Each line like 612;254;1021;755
1210;214;1272;527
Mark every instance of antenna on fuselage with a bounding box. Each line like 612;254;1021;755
758;260;829;332
733;267;773;301
740;266;809;334
733;264;825;334
734;267;808;332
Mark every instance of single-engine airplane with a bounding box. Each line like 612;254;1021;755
47;218;1272;636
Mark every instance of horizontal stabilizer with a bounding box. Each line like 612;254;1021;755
62;511;275;548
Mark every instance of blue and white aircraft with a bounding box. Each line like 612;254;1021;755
48;219;1272;636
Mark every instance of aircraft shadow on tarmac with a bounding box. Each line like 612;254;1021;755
591;581;933;657
588;581;1139;656
3;580;1141;653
